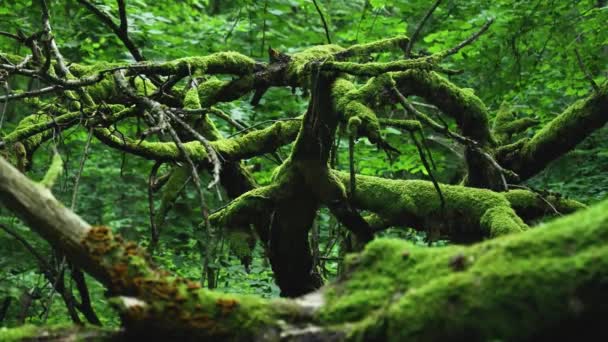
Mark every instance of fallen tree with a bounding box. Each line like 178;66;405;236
1;155;608;340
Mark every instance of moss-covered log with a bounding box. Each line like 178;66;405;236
319;197;608;341
2;154;608;341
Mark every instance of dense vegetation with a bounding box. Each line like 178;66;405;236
0;0;606;340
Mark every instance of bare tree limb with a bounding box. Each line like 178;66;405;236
312;0;332;44
404;0;443;57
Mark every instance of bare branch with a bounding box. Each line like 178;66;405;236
117;0;128;33
39;0;69;78
404;0;443;57
0;85;64;103
440;19;494;58
77;0;144;62
70;128;93;210
312;0;332;44
574;46;600;92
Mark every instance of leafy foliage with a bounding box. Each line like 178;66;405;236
0;0;606;329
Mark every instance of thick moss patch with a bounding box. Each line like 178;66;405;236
319;198;608;341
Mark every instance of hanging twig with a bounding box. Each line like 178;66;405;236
0;223;51;271
507;184;562;216
70;128;93;211
224;7;242;42
348;134;356;200
147;161;162;253
69;266;101;325
0;81;8;129
391;83;511;190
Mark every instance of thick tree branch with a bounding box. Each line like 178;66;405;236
500;82;608;180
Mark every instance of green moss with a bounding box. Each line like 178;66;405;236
94;127;208;161
332;78;382;144
0;52;29;65
39;153;63;189
133;52;256;77
0;324;114;341
391;70;492;145
286;44;344;87
336;35;410;58
209;185;278;228
184;87;202;109
493;103;538;144
504;189;586;221
379;118;422;131
155;166;190;228
214;119;301;160
95;116;299;163
13;113;53;149
323;57;435;77
510;83;608;179
334;171;527;238
226;229;255;262
319;198;608;341
197;77;228;107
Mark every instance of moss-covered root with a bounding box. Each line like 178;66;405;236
319;197;608;341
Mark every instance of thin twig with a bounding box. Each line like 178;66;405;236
0;31;23;41
0;223;51;271
574;45;600;92
260;0;268;57
441;19;494;58
148;161;162;253
405;0;443;57
391;84;511;190
312;0;332;44
117;0;128;33
70;128;93;210
39;0;69;78
77;0;144;62
0;85;64;103
165;110;223;188
0;82;8;129
348;134;356;200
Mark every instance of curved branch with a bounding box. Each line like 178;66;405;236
500;83;608;180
